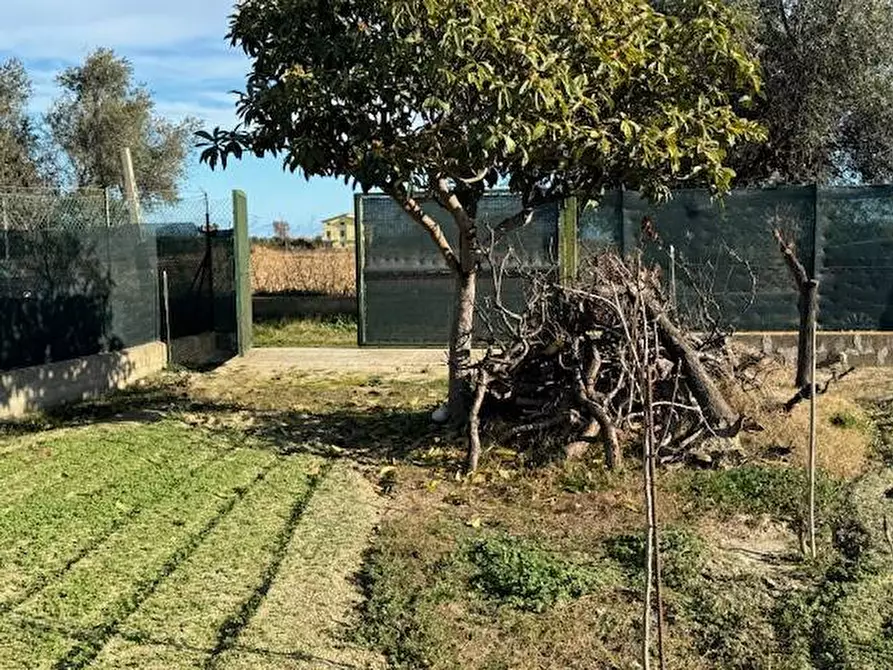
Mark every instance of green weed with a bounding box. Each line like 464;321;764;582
468;534;610;612
830;411;863;430
557;462;612;494
674;465;845;526
603;526;704;589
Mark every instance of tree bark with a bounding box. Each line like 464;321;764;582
449;263;477;422
797;280;819;388
467;371;489;472
773;229;817;388
437;179;480;423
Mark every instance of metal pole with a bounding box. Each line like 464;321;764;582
2;196;8;262
204;193;215;332
162;269;172;365
668;245;677;313
104;187;111;227
808;308;818;559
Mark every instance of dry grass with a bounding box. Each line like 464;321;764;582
251;246;355;296
732;362;887;479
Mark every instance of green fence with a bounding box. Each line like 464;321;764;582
0;190;242;372
356;186;893;345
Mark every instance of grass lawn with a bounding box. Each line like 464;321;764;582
252;315;357;348
2;361;893;669
0;413;382;669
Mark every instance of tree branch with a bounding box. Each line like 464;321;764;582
384;183;460;273
773;228;809;288
434;177;477;272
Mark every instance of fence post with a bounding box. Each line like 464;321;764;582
618;188;634;257
2;196;8;262
120;147;142;225
232;190;253;355
811;184;820;278
558;197;579;285
354;193;367;346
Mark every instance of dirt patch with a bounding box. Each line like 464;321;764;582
699;516;801;580
222;347;450;379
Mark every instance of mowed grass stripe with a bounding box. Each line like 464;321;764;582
46;468;270;670
0;616;81;670
216;463;383;670
120;454;324;651
0;422;226;607
0;424;164;502
0;422;214;509
88;638;206;669
18;447;276;634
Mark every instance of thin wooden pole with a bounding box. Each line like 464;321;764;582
649;325;667;670
642;362;654;670
120;147;141;225
808;306;818;559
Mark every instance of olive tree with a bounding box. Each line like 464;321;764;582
48;49;199;201
0;58;47;187
732;0;893;184
199;0;764;420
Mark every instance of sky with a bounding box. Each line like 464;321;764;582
0;0;356;238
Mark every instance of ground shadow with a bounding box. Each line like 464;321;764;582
0;376;463;468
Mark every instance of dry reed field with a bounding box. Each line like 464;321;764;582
251;246;355;296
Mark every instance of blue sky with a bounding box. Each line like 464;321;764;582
0;0;355;238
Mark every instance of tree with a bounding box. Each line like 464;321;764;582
731;0;893;184
0;58;46;187
199;0;764;420
47;49;199;201
273;220;291;249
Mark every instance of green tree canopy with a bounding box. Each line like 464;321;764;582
48;48;199;201
0;58;46;188
204;0;763;203
731;0;893;184
200;0;765;418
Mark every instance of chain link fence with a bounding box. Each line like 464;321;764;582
0;188;236;372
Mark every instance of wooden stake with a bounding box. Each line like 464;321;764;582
120;147;141;225
808;305;818;559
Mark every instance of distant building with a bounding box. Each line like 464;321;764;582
322;213;355;248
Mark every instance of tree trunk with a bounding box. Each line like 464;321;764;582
467;371;489;472
796;279;819;388
448;267;477;422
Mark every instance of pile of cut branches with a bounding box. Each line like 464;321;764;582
467;251;752;471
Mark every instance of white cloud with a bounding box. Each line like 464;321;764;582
0;1;236;55
1;0;247;127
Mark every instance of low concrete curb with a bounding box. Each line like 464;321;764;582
0;341;167;420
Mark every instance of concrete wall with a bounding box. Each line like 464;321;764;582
0;342;167;420
169;332;234;368
252;295;356;320
733;331;893;367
